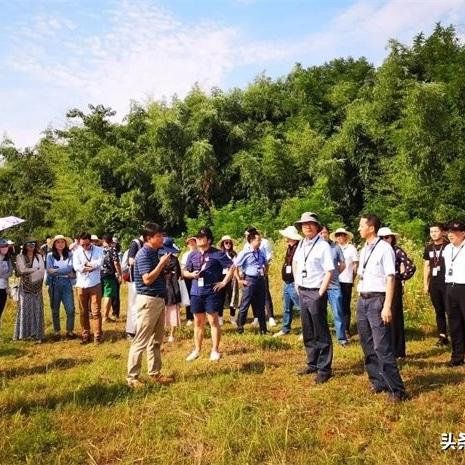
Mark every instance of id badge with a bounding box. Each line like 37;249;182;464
198;277;205;287
258;266;264;277
286;265;292;274
429;251;434;258
222;268;228;275
432;267;438;277
448;268;453;277
301;269;307;278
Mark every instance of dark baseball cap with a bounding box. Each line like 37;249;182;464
196;227;214;242
446;220;465;232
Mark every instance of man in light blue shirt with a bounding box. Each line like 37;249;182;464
73;232;105;344
293;212;335;383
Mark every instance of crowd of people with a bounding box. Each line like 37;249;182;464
0;212;464;402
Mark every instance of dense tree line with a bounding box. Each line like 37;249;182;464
1;24;464;245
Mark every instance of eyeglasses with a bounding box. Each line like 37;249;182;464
25;242;36;246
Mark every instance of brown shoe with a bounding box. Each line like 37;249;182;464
127;378;145;389
148;373;174;385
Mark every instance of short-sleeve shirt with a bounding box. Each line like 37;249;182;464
357;239;395;293
186;247;233;296
423;242;447;284
328;242;344;289
234;248;268;277
102;246;120;277
339;243;359;284
292;236;335;289
443;241;465;284
134;245;166;297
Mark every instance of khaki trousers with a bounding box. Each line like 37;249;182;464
77;284;102;341
127;295;166;380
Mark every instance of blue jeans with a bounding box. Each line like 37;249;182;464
48;277;75;332
327;287;347;343
356;294;405;395
281;282;300;333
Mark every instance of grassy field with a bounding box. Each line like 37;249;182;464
1;242;465;465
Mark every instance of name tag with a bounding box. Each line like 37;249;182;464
429;251;434;258
222;268;228;275
286;265;292;274
432;267;439;277
198;278;204;287
259;267;264;277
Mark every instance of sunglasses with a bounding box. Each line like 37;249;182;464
224;241;232;245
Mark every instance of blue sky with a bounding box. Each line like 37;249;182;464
1;0;465;147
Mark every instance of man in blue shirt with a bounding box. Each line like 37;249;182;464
127;223;174;389
183;227;234;362
234;228;269;334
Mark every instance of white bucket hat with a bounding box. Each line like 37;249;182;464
377;227;399;237
279;226;303;241
329;227;353;242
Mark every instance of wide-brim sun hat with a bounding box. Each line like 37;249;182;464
47;235;73;248
218;235;234;247
185;236;197;245
279;226;303;241
329;227;354;242
90;234;102;245
294;212;321;230
377;227;400;237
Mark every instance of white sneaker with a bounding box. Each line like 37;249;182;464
218;317;224;326
268;317;277;328
210;350;221;362
167;335;175;343
298;334;303;341
230;316;238;328
186;320;193;326
252;318;259;328
273;330;286;338
186;350;200;362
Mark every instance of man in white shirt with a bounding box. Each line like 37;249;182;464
73;232;105;344
356;214;406;402
293;212;335;383
331;228;359;339
443;220;465;367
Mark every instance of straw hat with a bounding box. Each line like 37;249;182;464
279;226;303;241
218;235;234;247
47;234;73;248
185;236;197;245
329;227;353;242
90;234;103;245
377;227;399;238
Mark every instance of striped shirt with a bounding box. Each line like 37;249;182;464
134;245;166;297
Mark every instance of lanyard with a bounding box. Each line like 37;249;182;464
83;246;93;263
451;243;465;264
302;236;320;263
432;244;444;266
361;239;381;275
199;250;209;271
252;250;262;266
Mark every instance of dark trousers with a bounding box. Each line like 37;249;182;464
219;280;236;318
265;275;274;319
446;284;465;363
356;295;405;395
429;284;448;337
238;276;266;332
340;283;353;334
389;279;406;358
185;279;193;321
298;288;332;376
0;288;7;319
112;279;121;318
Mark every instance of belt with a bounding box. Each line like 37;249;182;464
360;292;385;299
447;283;465;287
298;286;319;291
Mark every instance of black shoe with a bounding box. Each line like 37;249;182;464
259;330;268;335
297;366;318;376
436;336;449;347
236;327;244;335
315;373;332;384
388;391;409;403
447;360;464;367
370;384;386;394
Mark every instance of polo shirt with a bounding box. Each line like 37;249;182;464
134;245;166;297
339;243;359;284
73;245;104;288
292;236;334;289
444;240;465;284
243;238;273;261
186;247;232;296
234;248;268;277
357;239;395;293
